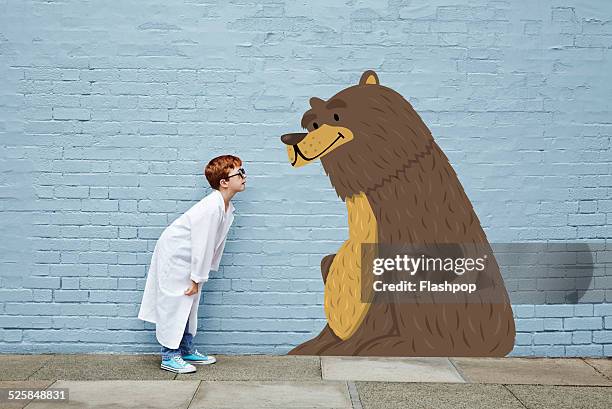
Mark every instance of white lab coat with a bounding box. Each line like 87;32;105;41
138;189;234;349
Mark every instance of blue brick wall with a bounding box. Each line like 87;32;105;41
0;0;610;356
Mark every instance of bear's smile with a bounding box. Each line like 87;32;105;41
291;132;345;165
282;124;354;168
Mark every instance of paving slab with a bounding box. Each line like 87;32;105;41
189;381;351;409
0;355;54;381
356;382;524;409
322;356;465;383
584;358;612;380
26;354;175;381
22;380;199;409
176;355;322;381
451;357;612;386
0;381;55;409
507;384;612;409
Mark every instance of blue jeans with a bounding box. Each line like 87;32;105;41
160;318;194;361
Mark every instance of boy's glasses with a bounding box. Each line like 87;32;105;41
226;168;246;179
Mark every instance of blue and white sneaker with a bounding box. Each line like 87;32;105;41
161;355;197;374
182;349;216;365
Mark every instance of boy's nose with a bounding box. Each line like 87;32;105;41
281;132;307;145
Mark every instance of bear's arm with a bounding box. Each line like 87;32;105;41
320;254;336;284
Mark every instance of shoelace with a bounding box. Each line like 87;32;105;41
173;355;188;365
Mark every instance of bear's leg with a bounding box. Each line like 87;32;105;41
314;303;399;356
320;253;335;284
351;334;513;357
351;336;430;356
287;324;342;355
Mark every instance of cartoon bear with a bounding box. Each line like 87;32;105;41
280;70;516;356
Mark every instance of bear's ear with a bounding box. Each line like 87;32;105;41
309;97;325;108
359;70;379;86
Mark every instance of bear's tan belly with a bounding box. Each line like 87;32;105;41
324;192;377;340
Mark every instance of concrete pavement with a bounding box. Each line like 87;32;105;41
0;355;610;408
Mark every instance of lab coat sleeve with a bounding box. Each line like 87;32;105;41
210;235;228;272
188;207;221;284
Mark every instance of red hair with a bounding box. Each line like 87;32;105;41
205;155;242;190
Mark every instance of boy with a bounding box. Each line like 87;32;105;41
138;155;246;373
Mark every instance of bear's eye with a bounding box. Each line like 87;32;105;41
312;122;319;129
334;113;339;121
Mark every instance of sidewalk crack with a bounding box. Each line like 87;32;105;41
185;380;201;408
347;381;363;409
25;360;49;381
319;356;323;380
448;358;469;382
503;384;529;408
582;358;612;382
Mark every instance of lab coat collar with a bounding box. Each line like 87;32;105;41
213;189;234;215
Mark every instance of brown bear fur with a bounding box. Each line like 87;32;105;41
284;71;516;356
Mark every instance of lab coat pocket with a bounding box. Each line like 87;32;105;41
160;257;191;296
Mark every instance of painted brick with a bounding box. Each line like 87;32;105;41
0;289;33;302
564;317;603;331
0;316;53;329
515;319;545;332
543;318;564;331
535;305;574;318
572;331;592;344
574;304;595;317
53;290;89;303
4;303;62;316
0;330;23;342
52;108;91;121
565;345;604;357
80;278;118;290
531;346;565;357
534;332;572;345
22;277;60;289
33;290;53;302
61;278;80;289
593;330;612;344
512;305;535;318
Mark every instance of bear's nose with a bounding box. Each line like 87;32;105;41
281;132;307;145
